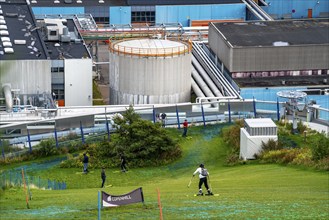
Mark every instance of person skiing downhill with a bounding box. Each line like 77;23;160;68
193;163;213;196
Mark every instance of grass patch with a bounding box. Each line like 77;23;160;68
0;124;328;219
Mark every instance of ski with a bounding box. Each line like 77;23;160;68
193;193;219;197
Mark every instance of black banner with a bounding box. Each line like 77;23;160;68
102;187;144;207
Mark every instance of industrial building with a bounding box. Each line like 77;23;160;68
208;19;329;83
0;0;92;112
29;0;329;26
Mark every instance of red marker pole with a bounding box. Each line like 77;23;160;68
21;168;30;209
157;188;163;220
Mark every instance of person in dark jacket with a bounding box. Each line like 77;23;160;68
120;154;127;172
83;153;89;173
101;167;106;188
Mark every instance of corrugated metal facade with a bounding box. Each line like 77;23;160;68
109;49;191;105
0;60;52;94
156;4;245;26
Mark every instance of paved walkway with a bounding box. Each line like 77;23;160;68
304;121;329;136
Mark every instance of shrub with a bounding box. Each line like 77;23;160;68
261;139;280;152
310;132;329;160
221;120;243;152
225;150;240;166
32;139;58;157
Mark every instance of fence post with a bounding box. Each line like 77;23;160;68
0;139;4;159
201;102;206;127
276;98;280;121
105;115;111;142
176;105;181;129
27;129;32;153
152;106;156;124
80;121;85;144
253;96;257;118
228;99;232;123
54;127;59;149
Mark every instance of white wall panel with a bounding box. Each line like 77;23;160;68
64;59;92;106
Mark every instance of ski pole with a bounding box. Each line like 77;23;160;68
208;175;212;191
188;175;194;188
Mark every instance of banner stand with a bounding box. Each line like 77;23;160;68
98;191;101;220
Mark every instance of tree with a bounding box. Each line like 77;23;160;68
111;106;181;166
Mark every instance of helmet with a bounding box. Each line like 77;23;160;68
199;163;204;168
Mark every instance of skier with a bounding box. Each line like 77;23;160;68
101;167;106;188
192;163;213;196
82;153;89;173
120;154;127;172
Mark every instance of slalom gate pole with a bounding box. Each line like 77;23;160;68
157;188;163;220
24;168;32;200
21;168;30;209
98;191;101;220
188;176;194;188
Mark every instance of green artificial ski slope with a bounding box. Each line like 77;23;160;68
0;124;328;219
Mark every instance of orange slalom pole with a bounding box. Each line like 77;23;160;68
21;168;30;209
157;188;163;220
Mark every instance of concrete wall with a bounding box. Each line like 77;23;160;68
231;45;329;72
209;23;329;72
64;59;93;106
208;23;233;70
109;53;191;105
0;60;51;94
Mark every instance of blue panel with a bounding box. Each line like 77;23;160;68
32;7;84;15
156;4;246;27
212;4;246;20
265;0;329;19
110;7;131;25
199;5;212;20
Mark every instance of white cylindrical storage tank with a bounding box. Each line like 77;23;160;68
109;39;192;105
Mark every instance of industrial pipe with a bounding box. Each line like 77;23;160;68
2;84;13;112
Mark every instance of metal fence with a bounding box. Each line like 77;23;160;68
0;167;66;191
1;99;328;159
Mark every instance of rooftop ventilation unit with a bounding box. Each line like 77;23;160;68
0;15;4;20
14;39;26;45
0;30;9;36
4;47;14;53
31;0;37;3
99;0;104;3
1;36;10;42
3;41;12;47
77;0;82;3
0;20;6;25
0;10;3;15
54;0;60;3
0;25;7;30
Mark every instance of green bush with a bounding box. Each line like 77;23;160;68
32;139;58;157
261;138;281;152
60;106;182;169
310;132;329;160
221;120;243;153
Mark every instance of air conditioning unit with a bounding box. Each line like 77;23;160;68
47;26;60;41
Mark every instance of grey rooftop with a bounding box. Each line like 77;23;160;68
212;19;329;47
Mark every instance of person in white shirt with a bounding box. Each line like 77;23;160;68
193;163;213;196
